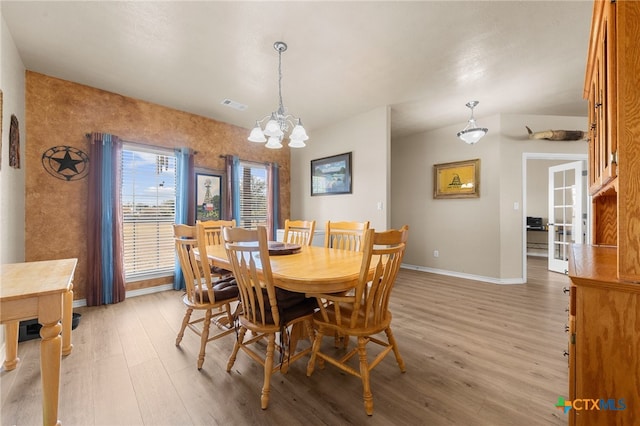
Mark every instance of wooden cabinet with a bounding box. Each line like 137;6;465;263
583;0;640;280
568;246;639;426
585;0;617;196
568;1;640;425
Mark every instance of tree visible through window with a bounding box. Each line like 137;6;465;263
121;146;177;280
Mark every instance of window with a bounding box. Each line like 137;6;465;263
238;160;267;229
121;145;176;281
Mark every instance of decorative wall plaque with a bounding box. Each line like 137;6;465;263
9;114;20;169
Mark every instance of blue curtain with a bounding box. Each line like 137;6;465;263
268;162;280;239
173;147;193;290
100;135;115;303
87;133;126;306
226;155;241;223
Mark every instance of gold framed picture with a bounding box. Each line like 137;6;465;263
433;158;480;199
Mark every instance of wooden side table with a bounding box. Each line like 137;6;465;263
1;258;78;426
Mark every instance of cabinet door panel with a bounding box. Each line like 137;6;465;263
575;286;639;426
599;3;616;186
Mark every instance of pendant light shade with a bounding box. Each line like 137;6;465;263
457;101;488;144
248;122;267;143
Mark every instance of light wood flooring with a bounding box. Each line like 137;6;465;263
1;257;570;425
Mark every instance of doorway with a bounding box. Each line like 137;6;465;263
521;153;588;282
548;161;584;274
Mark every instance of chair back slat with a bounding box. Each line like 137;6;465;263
223;226;280;327
324;220;370;252
283;219;316;246
174;224;216;305
197;219;236;247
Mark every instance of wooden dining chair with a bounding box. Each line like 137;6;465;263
324;220;371;346
196;219;236;278
283;219;316;246
306;226;409;416
174;224;238;370
324;220;370;251
222;226;317;410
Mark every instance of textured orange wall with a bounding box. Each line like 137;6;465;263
25;71;290;300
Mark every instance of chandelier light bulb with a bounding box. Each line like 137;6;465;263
288;138;306;148
290;119;309;141
265;136;283;149
264;115;284;137
248;122;267;143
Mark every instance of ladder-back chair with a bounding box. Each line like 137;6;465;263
197;219;236;278
174;224;238;370
324;220;370;252
222;226;316;410
283;219;316;246
307;226;409;415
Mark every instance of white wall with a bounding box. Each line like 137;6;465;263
392;113;588;283
1;15;26;264
0;13;27;364
392;114;502;280
290;106;390;232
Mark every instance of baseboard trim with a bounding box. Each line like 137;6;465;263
72;283;175;308
401;263;525;285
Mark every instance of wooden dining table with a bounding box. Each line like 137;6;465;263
1;258;77;426
201;243;365;293
199;243;366;359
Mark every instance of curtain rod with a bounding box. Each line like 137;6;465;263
85;133;199;155
85;134;275;164
219;154;275;167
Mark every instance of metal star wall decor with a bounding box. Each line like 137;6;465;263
42;146;90;181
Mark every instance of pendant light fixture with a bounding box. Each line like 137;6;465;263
457;101;488;144
248;41;309;149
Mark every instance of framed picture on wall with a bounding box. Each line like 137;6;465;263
433;158;480;199
195;169;225;221
311;152;352;196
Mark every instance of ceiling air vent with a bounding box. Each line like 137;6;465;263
221;99;248;111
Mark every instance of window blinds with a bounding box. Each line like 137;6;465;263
121;146;177;280
238;161;268;229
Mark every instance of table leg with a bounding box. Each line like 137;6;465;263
2;322;20;370
61;285;74;356
39;294;63;426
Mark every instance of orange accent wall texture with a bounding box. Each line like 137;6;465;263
25;71;290;300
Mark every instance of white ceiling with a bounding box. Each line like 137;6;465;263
2;1;593;140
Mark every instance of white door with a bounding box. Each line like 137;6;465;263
548;161;584;274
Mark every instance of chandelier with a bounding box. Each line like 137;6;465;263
457;101;488;144
248;41;309;149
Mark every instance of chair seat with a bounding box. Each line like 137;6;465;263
245;290;317;325
313;304;392;336
183;276;239;308
211;265;233;276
